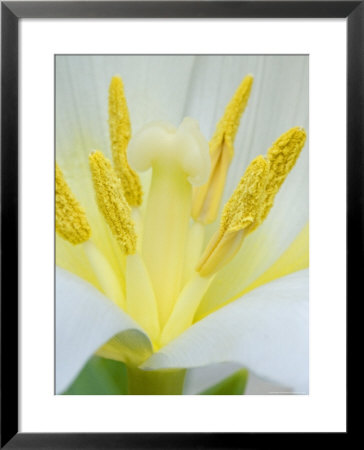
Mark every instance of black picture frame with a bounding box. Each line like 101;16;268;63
1;1;356;447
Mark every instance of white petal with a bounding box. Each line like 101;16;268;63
245;372;294;395
56;55;198;157
184;55;308;182
224;56;308;193
56;267;152;393
143;270;309;391
184;364;296;395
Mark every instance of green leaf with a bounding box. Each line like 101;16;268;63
199;369;249;395
63;356;128;395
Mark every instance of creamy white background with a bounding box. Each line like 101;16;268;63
20;19;346;432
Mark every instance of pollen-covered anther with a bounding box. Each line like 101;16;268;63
196;155;270;277
210;74;254;158
89;150;137;255
192;75;254;224
108;76;143;207
55;163;91;245
260;126;307;222
222;154;270;233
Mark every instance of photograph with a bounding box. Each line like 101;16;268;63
55;54;309;396
0;0;353;444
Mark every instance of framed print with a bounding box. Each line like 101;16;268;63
1;1;356;447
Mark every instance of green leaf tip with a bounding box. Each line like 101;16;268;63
63;356;128;395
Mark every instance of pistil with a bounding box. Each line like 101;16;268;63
128;118;210;326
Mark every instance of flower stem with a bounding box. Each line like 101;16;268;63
127;367;186;395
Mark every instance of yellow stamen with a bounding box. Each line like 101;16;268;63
109;76;143;207
126;253;160;344
197;156;270;276
260;126;307;222
89;151;137;254
192;75;254;224
196;126;306;277
160;273;215;347
55;163;91;245
83;240;126;309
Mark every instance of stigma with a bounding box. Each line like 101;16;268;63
127;117;210;186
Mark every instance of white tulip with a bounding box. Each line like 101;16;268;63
56;55;308;395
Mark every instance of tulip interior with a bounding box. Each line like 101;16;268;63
56;74;306;394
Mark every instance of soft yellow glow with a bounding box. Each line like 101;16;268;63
192;75;254;224
126;253;160;343
109;76;143;207
55;163;91;245
56;234;101;289
182;221;205;286
196;156;270;276
238;223;309;296
83;240;126;309
160;274;214;347
89;151;137;255
197;223;309;320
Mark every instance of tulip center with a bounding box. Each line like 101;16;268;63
56;74;306;356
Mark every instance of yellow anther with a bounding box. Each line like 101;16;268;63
211;75;254;155
260;126;307;222
89;151;137;255
221;155;270;233
192;75;254;224
55;163;91;245
108;76;143;207
197;156;269;276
